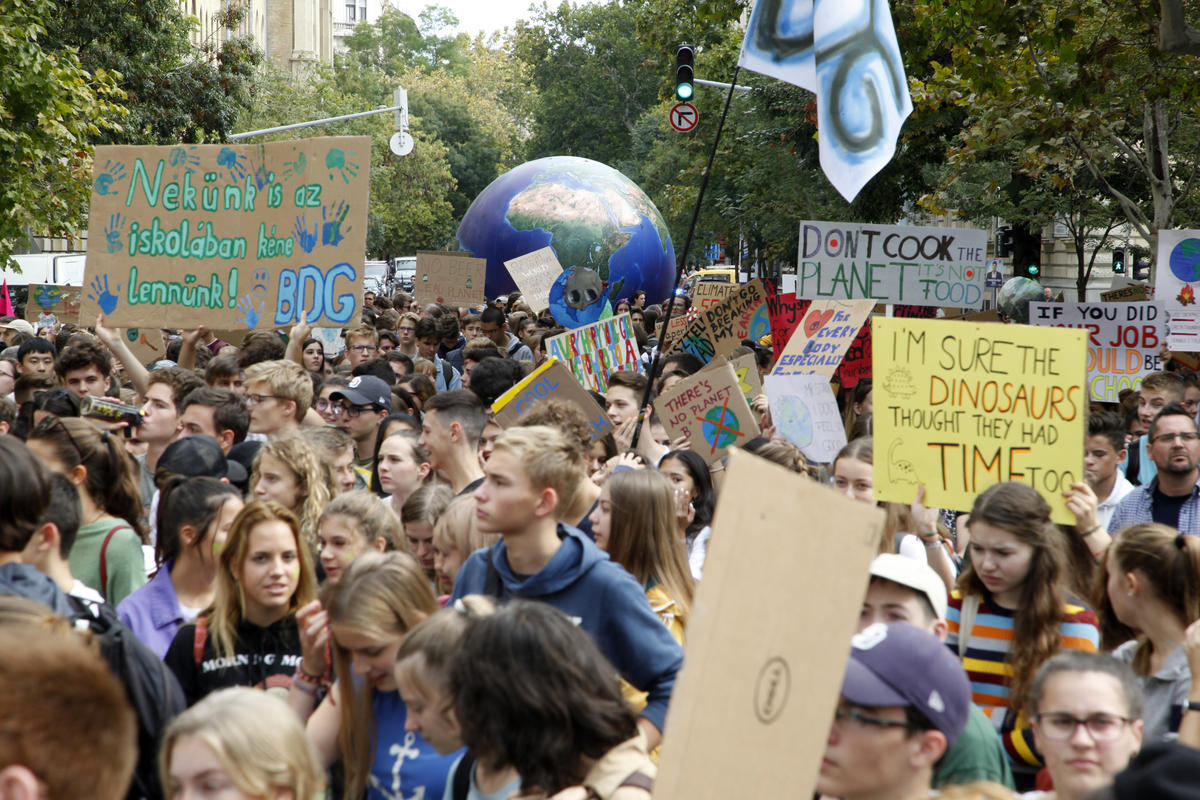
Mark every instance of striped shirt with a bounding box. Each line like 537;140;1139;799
946;591;1099;769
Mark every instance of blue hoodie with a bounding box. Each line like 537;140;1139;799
449;524;683;733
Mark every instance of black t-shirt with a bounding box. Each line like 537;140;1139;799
1152;486;1189;529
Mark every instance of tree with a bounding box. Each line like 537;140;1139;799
0;1;123;265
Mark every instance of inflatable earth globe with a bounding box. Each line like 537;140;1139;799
996;276;1044;323
457;156;677;304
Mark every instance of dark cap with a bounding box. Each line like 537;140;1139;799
158;434;248;484
331;375;392;411
842;623;971;747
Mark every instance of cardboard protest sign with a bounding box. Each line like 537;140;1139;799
872;317;1087;524
414;251;486;308
771;298;874;378
700;352;762;404
692;281;739;311
503;246;562;312
661;312;691;349
81;137;369;331
765;373;847;463
654;363;760;463
311;326;346;357
26;285;82;328
1030;301;1164;403
1100;284;1148;302
491;358;613;438
668;279;771;362
798;221;987;309
1157;230;1200;350
765;291;809;359
544;312;642;393
653;448;884;800
836;322;872;388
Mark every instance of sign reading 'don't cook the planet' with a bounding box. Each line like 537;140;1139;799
544;312;642;393
872;317;1086;524
80;137;370;330
798;221;987;310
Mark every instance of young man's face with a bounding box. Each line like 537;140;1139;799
818;700;924;800
1137;387;1176;428
345;336;376;367
210;372;245;395
62;364;109;398
139;383;181;444
19;351;54;377
245;379;294;435
464;320;483;340
473;448;541;535
343;404;385;444
416;336;439;361
418;409;453;470
480;320;507;348
1185;385;1200;419
1147;414;1200;475
1083;434;1125;489
0;360;15;396
859;580;937;633
378;337;396;354
605;385;640;426
398;320;417;345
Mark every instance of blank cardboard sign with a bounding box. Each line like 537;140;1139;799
654;448;884;799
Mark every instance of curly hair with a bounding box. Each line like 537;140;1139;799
250;433;333;545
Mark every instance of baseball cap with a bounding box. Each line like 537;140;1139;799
0;319;35;337
869;554;948;621
157;435;248;484
841;623;971;747
331;375;392;411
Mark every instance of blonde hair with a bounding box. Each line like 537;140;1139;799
207;501;318;662
346;325;380;346
319;490;404;552
243;359;313;420
432;495;497;560
251;433;333;544
160;688;324;800
322;552;439;800
491;425;584;514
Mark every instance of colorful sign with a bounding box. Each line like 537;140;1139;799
836;322;872;389
491;358;613;436
26;284;82;328
692;281;739;310
544;312;642;393
414;251;486;308
1157;230;1200;351
669;279;770;363
1100;284;1149;303
872;317;1087;524
765;373;847;463
654;362;760;464
798;221;987;309
1029;301;1164;403
765;291;809;359
503;246;563;313
699;352;762;404
81;137;370;330
770;299;874;378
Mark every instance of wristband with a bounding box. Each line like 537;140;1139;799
918;531;940;542
1082;525;1101;537
291;670;318;696
1188;700;1200;713
297;661;323;681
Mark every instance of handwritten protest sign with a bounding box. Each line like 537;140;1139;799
414;251;486;308
1100;284;1148;303
669;279;771;362
491;358;613;437
81;137;369;331
1157;230;1200;350
798;221;987;309
654;363;759;463
503;246;563;312
26;285;81;328
1030;301;1164;403
771;298;874;378
872;317;1086;524
765;291;808;359
544;312;642;393
661;313;691;349
692;281;739;310
836;323;872;388
700;352;762;404
654;450;883;800
765;373;846;463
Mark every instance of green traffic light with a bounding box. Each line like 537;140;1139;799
676;82;693;100
1027;264;1040;276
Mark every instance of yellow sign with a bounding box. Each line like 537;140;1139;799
872;317;1087;524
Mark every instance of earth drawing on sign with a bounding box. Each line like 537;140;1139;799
697;397;747;454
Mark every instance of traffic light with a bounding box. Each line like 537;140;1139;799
675;45;694;102
996;226;1014;258
1019;263;1040;278
1133;247;1151;281
1112;247;1125;274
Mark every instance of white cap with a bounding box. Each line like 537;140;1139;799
0;319;35;337
869;553;948;621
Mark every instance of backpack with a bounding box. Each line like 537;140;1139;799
66;594;187;800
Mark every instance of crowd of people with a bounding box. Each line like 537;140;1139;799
3;287;1200;800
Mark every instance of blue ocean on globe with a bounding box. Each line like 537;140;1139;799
457;156;677;304
1170;238;1200;283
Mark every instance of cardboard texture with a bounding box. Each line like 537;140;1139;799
653;362;759;463
872;316;1087;524
661;313;691;349
700;352;763;404
653;448;885;799
692;281;739;310
797;221;988;309
503;247;563;312
668;279;771;362
491;358;613;438
26;285;82;328
543;312;643;393
414;251;487;308
1029;301;1164;402
81;137;370;330
765;373;847;463
1100;284;1149;303
771;298;874;378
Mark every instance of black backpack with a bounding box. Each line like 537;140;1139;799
67;595;187;800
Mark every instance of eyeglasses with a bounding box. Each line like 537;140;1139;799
833;707;915;733
1034;712;1133;742
342;405;377;419
245;393;284;407
1152;431;1200;444
315;398;341;413
399;326;416;333
349;344;377;353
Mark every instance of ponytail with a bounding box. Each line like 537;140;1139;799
97;429;148;543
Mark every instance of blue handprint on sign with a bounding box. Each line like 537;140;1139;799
293;214;318;254
235;293;266;329
93;160;127;196
321;202;351;247
105;213;127;254
88;275;121;315
247;144;275;190
216;147;248;183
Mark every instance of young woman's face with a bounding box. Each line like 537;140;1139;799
203;497;245;564
318;515;374;585
168;735;284;800
330;624;403;691
253;453;304;511
587;439;608;477
233;520;301;624
589;484;613;551
968;520;1035;606
302;342;324;372
832;457;875;504
315;386;343;427
377;436;428;500
433;541;465;591
397;674;462;755
659;457;697;500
